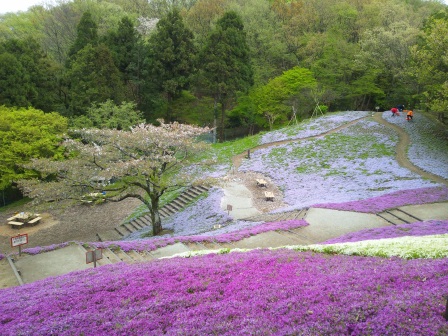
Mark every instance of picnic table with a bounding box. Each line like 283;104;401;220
256;179;268;187
7;212;41;228
264;191;275;201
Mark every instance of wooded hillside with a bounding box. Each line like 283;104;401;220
1;0;447;131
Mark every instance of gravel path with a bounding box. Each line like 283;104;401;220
373;113;448;186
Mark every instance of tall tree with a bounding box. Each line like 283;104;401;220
0;38;60;112
64;43;125;116
148;8;197;121
200;11;253;142
67;11;98;62
104;16;138;78
104;16;142;102
19;121;210;236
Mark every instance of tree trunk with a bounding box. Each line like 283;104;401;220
166;94;173;122
150;196;162;235
213;98;218;143
219;101;226;142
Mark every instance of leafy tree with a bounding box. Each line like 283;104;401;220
33;3;80;65
356;21;419;108
19;121;211;236
225;0;294;84
250;67;317;129
169;91;215;126
271;0;307;64
411;15;448;121
148;8;197;121
309;31;361;110
33;1;128;65
146;0;198;17
64;43;125;116
227;92;261;136
70;100;145;130
200;11;253;142
0;106;67;195
185;0;227;44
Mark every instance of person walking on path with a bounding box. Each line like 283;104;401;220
406;109;413;121
391;107;399;117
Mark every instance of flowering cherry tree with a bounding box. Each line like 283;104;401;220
19;121;211;236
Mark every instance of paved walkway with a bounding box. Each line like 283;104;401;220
220;181;261;219
3;201;447;288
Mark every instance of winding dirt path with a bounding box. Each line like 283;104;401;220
232;116;369;169
373;113;448;186
232;113;447;186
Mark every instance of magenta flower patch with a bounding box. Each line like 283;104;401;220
0;250;447;335
314;186;448;213
92;219;308;251
322;220;448;244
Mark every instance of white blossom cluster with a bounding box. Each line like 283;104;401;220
136;17;159;36
169;234;448;260
288;234;448;259
19;121;211;206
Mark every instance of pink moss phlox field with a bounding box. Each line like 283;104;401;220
313;186;448;213
1;250;447;335
92;219;308;252
323;220;448;244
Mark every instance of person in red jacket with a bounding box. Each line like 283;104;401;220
391;107;399;116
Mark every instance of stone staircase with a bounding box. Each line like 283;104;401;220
79;208;311;265
96;186;209;242
376;208;422;225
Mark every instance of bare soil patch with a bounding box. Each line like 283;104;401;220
225;170;286;213
0;198;140;255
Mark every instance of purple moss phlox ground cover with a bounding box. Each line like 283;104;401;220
313;186;448;213
322;220;448;244
91;219;308;252
1;250;447;336
383;111;448;179
241;118;440;211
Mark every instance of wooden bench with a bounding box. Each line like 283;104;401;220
256;179;268;187
264;191;275;201
7;216;17;221
28;217;42;225
9;221;25;228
